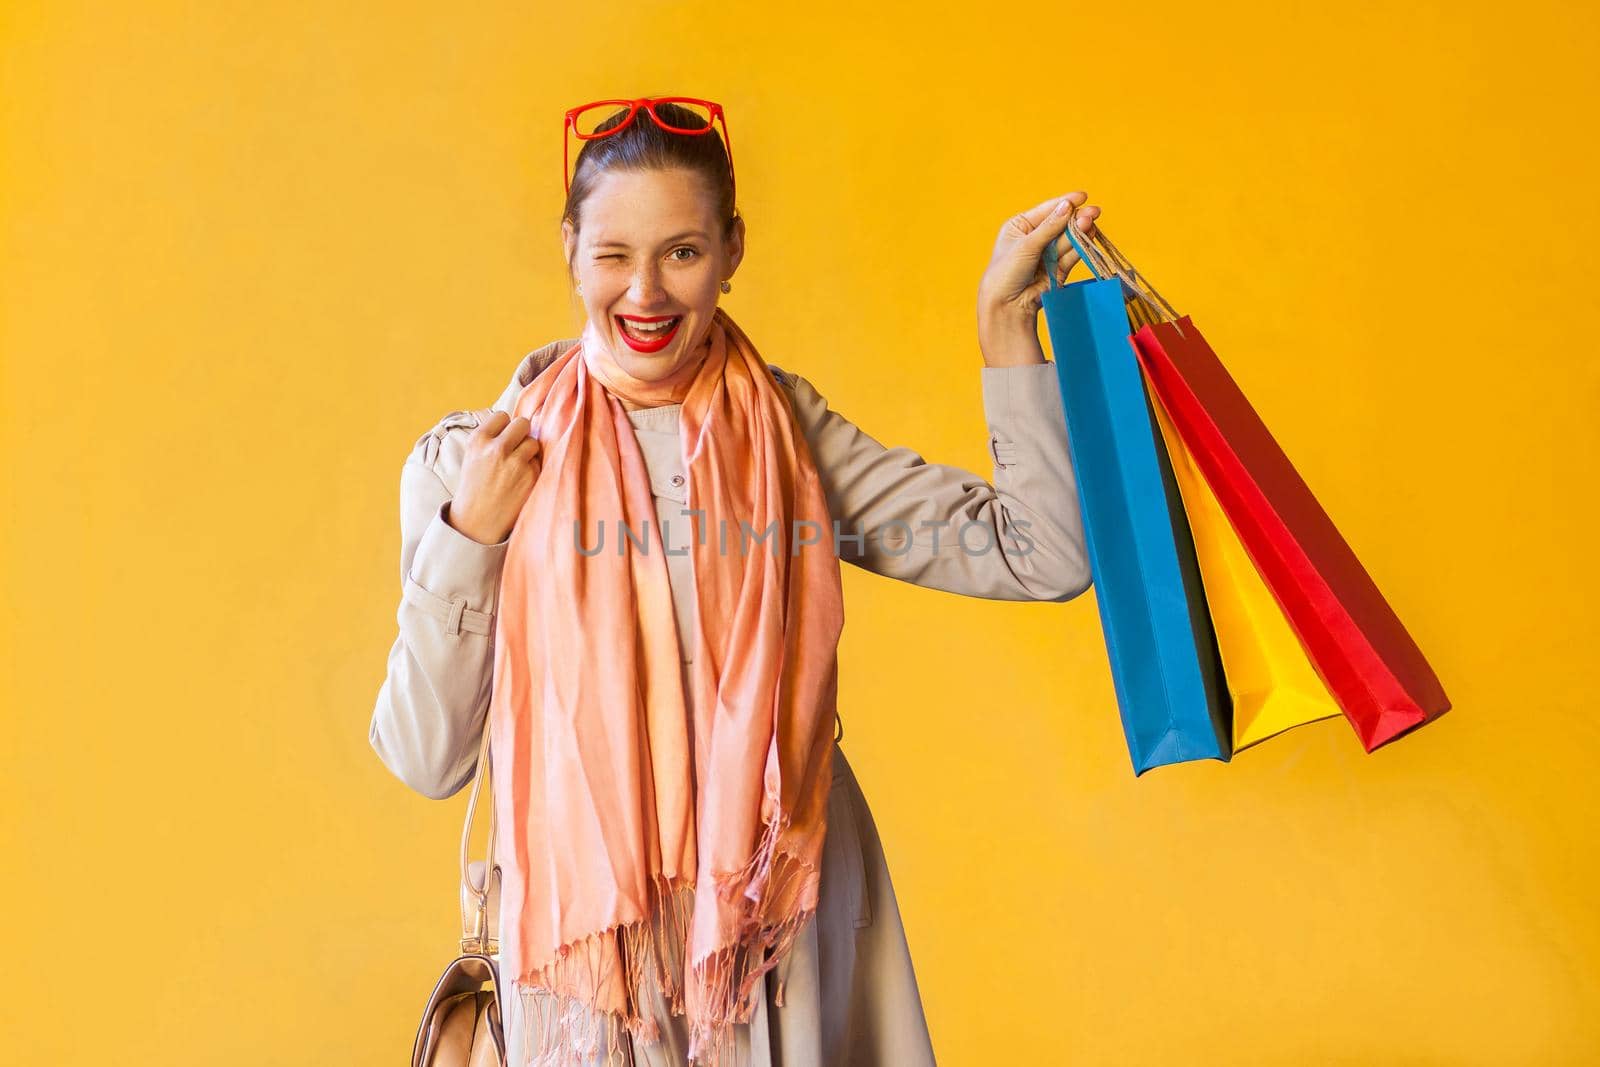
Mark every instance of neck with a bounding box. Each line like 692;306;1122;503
582;315;714;410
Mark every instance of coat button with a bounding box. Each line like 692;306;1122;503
669;474;685;487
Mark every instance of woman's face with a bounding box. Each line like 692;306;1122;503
562;167;744;384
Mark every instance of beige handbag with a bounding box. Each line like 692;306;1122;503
410;722;506;1067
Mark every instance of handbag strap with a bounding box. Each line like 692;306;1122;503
458;715;498;954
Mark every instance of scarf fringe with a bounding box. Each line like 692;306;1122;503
511;874;693;1067
511;815;819;1067
686;803;816;1067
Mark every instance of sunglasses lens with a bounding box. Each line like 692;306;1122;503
649;100;716;133
573;100;717;137
569;103;627;137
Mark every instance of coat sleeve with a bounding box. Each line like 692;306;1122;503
367;424;511;800
366;339;571;800
776;361;1093;602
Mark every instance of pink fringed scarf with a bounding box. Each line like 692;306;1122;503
487;307;845;1066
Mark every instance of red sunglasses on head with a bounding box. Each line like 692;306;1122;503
563;96;736;209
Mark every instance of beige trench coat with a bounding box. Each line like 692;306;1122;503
369;339;1092;1066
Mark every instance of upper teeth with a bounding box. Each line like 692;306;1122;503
626;318;675;332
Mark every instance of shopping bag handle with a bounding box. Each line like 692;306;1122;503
1043;204;1114;287
1043;206;1183;331
1043;215;1103;285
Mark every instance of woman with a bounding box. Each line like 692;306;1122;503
370;97;1099;1067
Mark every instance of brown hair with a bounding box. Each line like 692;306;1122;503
561;100;740;254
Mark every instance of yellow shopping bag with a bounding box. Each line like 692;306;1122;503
1145;384;1342;751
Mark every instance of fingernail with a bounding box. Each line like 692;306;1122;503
1052;198;1070;215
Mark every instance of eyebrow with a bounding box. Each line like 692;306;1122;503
591;230;711;250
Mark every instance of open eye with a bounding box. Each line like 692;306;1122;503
670;246;699;262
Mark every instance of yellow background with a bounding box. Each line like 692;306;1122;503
3;1;1596;1063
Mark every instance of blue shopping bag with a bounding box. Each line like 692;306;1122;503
1041;269;1231;774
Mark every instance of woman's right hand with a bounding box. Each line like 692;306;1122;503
976;191;1102;366
445;411;543;546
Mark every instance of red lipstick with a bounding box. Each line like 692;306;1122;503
616;314;683;353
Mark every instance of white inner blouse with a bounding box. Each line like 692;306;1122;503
624;403;696;667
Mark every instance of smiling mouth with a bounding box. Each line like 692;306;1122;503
616;315;683;350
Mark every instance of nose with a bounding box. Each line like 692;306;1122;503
628;262;667;306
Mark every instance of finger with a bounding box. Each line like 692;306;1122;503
510;433;541;463
1061;206;1104;275
1053;254;1076;286
495;415;533;452
1006;190;1087;237
1023;199;1098;256
1040;229;1082;287
1053;235;1082;275
474;410;511;440
1047;205;1108;284
496;414;531;438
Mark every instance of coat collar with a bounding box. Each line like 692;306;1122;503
489;337;579;414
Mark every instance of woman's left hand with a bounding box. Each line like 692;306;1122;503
976;191;1102;365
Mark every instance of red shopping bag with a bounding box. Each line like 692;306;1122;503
1131;321;1450;751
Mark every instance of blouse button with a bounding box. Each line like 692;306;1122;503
669;474;685;487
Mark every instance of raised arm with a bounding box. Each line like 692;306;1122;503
368;416;511;800
774;363;1091;602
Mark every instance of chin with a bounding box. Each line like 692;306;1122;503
612;320;711;380
619;355;686;380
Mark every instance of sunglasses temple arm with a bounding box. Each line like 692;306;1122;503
718;113;736;209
